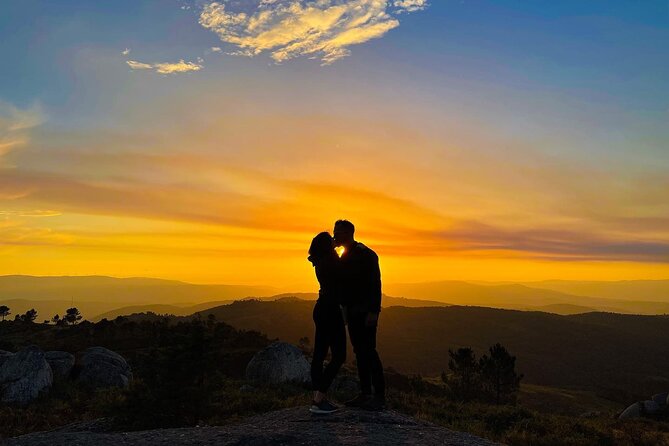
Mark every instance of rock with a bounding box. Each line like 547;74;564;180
0;350;13;367
245;342;310;384
45;351;75;379
331;374;359;398
651;391;669;407
619;400;661;420
239;384;255;393
75;347;132;389
7;407;502;445
0;345;53;405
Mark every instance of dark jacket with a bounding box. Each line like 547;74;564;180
339;242;382;314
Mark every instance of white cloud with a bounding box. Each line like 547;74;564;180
198;0;427;65
211;46;222;52
393;0;428;13
122;48;131;56
126;59;203;74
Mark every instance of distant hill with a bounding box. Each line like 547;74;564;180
0;275;276;305
524;280;669;302
246;292;448;308
190;298;669;402
384;280;669;314
92;300;235;321
525;303;598;315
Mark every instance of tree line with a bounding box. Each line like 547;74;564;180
442;343;523;405
0;305;82;325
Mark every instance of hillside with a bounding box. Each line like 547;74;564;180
190;299;669;402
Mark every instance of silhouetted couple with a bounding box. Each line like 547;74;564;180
307;219;385;414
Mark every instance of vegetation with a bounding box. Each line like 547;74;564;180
183;299;669;403
0;305;10;321
1;316;668;445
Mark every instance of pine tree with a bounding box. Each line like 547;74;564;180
0;305;9;321
479;343;523;405
64;307;82;325
446;347;480;401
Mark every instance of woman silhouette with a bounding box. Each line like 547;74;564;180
307;231;346;414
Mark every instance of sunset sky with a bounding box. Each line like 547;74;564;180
1;0;668;289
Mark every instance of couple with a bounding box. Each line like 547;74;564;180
307;219;385;414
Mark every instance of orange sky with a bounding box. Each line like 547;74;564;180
1;1;668;289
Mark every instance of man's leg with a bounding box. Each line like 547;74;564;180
365;322;385;400
348;311;372;395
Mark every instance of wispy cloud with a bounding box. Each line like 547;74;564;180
122;48;131;56
0;102;43;161
126;59;203;74
198;0;427;65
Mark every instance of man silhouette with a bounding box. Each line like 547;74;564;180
333;219;385;411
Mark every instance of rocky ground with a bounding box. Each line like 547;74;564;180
5;406;501;446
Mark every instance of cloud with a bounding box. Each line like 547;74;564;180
0;210;61;217
393;0;428;13
198;0;427;65
126;59;203;74
0;102;43;160
122;48;131;56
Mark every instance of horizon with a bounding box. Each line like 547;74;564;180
3;273;669;288
2;1;668;288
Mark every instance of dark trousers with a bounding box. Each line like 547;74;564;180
311;300;347;393
347;311;385;397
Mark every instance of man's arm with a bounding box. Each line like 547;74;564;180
369;252;382;313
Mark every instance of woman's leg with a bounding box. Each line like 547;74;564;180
311;305;328;401
318;312;347;393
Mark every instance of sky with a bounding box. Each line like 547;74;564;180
1;0;668;289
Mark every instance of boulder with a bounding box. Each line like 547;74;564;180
0;345;52;405
652;392;669;407
45;351;75;379
0;350;13;367
245;342;310;384
75;347;132;388
619;400;661;420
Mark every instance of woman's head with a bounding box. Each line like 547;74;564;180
308;231;335;264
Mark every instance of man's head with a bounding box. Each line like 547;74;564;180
333;220;355;247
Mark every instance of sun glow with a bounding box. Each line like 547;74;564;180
335;246;346;258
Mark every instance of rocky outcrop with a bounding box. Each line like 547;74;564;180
45;351;75;380
619;400;662;420
0;345;53;405
0;350;13;367
245;342;310;384
7;406;501;445
75;347;132;389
